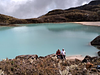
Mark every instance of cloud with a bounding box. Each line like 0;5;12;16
0;0;92;19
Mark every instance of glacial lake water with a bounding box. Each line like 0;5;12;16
0;23;100;59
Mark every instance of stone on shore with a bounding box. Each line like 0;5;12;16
98;51;100;56
91;35;100;46
82;55;98;63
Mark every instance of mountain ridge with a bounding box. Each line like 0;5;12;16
0;0;100;25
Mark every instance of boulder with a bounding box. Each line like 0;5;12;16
86;62;93;70
82;55;98;63
98;51;100;56
15;55;38;60
82;55;92;63
91;35;100;46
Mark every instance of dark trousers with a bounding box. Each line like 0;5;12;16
57;55;61;59
62;55;65;59
57;55;65;59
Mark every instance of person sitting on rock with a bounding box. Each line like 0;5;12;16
56;49;61;59
61;48;66;59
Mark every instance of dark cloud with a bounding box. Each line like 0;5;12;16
0;0;92;19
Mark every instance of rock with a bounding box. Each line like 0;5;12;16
15;55;38;60
0;70;4;75
82;55;98;63
70;65;78;69
28;58;35;63
86;62;93;70
75;59;81;64
98;51;100;56
91;68;97;72
45;54;56;58
91;57;98;62
82;55;92;63
38;56;44;59
91;35;100;46
52;57;58;61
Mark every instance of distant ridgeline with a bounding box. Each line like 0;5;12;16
89;0;100;5
0;0;100;24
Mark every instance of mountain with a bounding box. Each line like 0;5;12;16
89;0;100;5
0;14;27;25
38;0;100;23
0;14;41;25
0;0;100;25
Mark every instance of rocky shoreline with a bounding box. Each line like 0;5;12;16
0;53;99;75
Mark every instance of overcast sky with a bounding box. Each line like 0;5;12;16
0;0;92;19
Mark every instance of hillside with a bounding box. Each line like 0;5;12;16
38;0;100;23
0;0;100;25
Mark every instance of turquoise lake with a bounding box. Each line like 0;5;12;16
0;23;100;59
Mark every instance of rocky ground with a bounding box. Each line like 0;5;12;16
0;54;100;75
